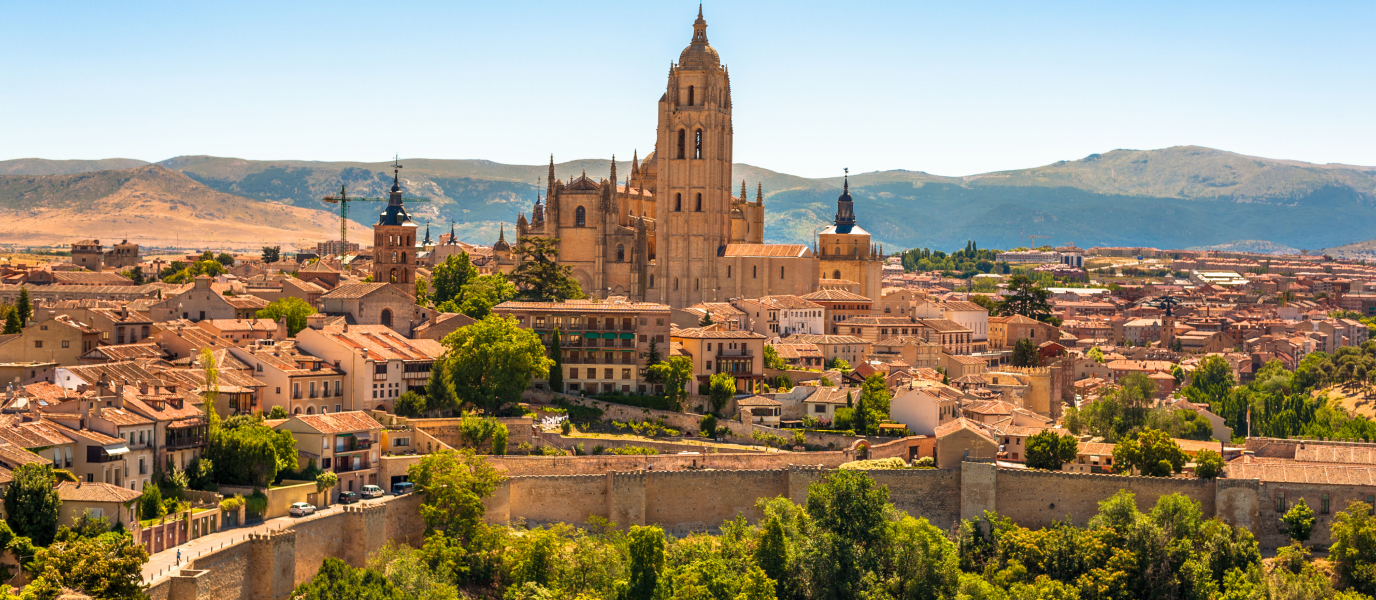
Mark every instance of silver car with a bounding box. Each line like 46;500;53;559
289;502;316;517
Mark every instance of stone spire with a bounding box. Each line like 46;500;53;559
494;223;510;252
756;182;763;206
740;180;747;202
693;4;707;44
833;168;856;229
609;155;617;188
631;149;640;178
422;220;432;246
548;154;556;193
446;221;458;245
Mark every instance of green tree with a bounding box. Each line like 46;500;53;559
16;286;32;327
424;356;458;414
267;405;290;419
647;357;694;411
2;309;20;335
509;236;585;301
407;449;504;543
1194;449;1225;479
431;253;478;307
4;463;61;546
970;294;999;315
1024;431;1078;470
755;514;790;586
700;414;718;437
215;252;235;266
415;276;430;306
1112;428;1186;477
22;528;150;600
698;310;714;326
261;246;281;263
204;418;298;487
394;392;426;418
1281;498;1316;544
316;471;339;499
455;274;517;320
1011;337;1041;367
763;345;788;370
860;373;892;417
1087;347;1105;363
1331;501;1376;595
256;296;318;337
548;327;564;393
624;525;666;600
138;484;165;520
441;315;552;414
708;372;736;415
646;337;662;366
805;470;891;599
828;358;852;372
291;557;407;600
997;275;1054;322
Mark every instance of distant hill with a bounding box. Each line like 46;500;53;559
1187;240;1301;255
0;158;150;176
0;165;368;251
4;146;1375;251
1321;239;1376;260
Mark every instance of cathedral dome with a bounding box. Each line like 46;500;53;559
678;43;720;70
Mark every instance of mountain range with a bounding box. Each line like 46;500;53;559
3;146;1375;254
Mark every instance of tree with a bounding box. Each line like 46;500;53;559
5;463;61;546
261;246;281;263
509;236;585;302
292;557;407;600
828;358;852;372
1087;347;1105;363
970;294;999;315
647;357;694;411
1024;431;1078;470
1112;428;1186;477
139;484;165;520
16;286;32;327
22;529;150;600
1194;449;1225;479
455;274;517;320
805;470;891;599
424;357;458;414
201;347;221;422
267;405;290;419
431;253;478;307
406;449;504;543
646;337;663;367
415;276;430;306
394;392;427;418
316;471;340;500
204;419;297;487
624;525;666;600
700;414;718;436
257;297;318;337
860;373;892;417
763;345;788;370
708;372;736;415
215;252;235;267
548;327;564;393
1011;337;1041;367
441;316;552;414
1332;501;1376;595
1281;498;1316;544
997;275;1054;322
2;309;20;335
699;310;714;326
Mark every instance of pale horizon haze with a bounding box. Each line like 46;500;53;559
3;1;1374;178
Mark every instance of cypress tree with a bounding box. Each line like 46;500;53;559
2;310;19;335
548;327;564;393
16;287;31;327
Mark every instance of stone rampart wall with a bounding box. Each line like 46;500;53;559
870;468;964;530
993;468;1216;530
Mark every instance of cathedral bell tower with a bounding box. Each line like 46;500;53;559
373;160;419;287
653;6;735;306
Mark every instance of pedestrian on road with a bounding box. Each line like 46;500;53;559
176;549;181;566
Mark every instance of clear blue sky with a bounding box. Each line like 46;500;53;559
4;1;1374;177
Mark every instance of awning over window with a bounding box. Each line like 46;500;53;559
620;333;635;340
583;332;600;339
103;445;130;456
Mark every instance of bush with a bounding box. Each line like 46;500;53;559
219;495;245;513
838;457;910;470
139;485;166;520
246;490;268;519
553;399;604;423
561;420;573;435
913;456;936;469
1194;449;1225;480
701;414;718;436
592;394;678;412
610;446;658;455
592;445;606;455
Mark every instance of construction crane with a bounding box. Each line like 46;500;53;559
1026;234;1051;248
321;157;429;248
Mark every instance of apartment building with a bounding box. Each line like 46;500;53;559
295;324;443;414
494;299;672;395
230;340;348;416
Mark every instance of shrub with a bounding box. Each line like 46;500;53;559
219;495;245;513
838;457;911;470
913;456;936;469
1194;449;1225;480
561;420;573;435
139;485;166;520
701;414;718;436
611;446;658;455
246;490;268;519
592;445;606;455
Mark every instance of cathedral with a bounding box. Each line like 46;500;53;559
497;8;884;310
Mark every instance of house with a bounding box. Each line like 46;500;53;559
731;296;825;337
196;319;285;346
295;324;444;413
1123;318;1162;345
493;299;672;395
920;318;975;355
800;387;851;425
676;303;748;331
149;275;257;322
785;334;871;367
934;418;997;468
318;283;433;337
735;395;782;426
410;312;477;341
870;336;940;370
123;387;210;473
671;325;767;394
42;389;156;491
0;417;76;471
800;289;873;334
913;299;990;350
59;424;132;487
273;411;384;501
770;342;824;369
889;379;962;436
230;340;348;416
988;314;1059;350
940;353;988;380
55;481;140;528
0;314;103;366
77;343;164;365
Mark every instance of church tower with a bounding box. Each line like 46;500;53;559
651;7;735;306
817;171;884;310
372;162;419;287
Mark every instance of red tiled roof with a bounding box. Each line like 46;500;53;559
672;326;766;340
282;411;383;435
721;244;811;258
801;289;871;301
57;481;141;503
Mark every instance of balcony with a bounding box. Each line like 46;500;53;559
334;437;374;453
334;458;374;473
402;370;429;380
372;372;389;381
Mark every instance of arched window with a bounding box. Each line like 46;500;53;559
674;278;679;291
694;130;703;159
576;206;586;226
392;251;398;262
293;407;301;415
381;308;393;327
306;406;315;415
616;244;625;261
675;193;682;212
752;266;757;278
389;268;398;283
400;252;407;264
687;85;694;106
677;129;686;159
695;193;703;212
835;246;841;255
694;278;699;291
833;270;841;279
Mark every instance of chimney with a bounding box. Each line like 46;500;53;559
276;317;289;341
306;314;326;331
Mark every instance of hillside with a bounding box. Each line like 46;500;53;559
0;158;150;176
5;146;1376;251
0;165;368;251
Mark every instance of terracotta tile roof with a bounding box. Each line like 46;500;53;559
801;289;872;301
224;295;269;310
97;407;153;427
413;312;477;333
20;382;83;406
235;341;344;377
282;411;383;434
839;316;919;326
688;302;745;317
736;395;782;407
921;318;971;333
756;295;824;310
322;325;444;361
874;335;937;347
990;315;1043;325
0;419;76;449
672;325;766;340
942;301;988;312
58;362;161;387
122;392;206;423
200;319;278;333
720;244;811;258
320;282;391;300
1296;444;1376;465
1225;462;1376;485
50;271;136;286
788;334;868;345
79;344;164;362
0;442;48;468
964;400;1016;416
945;354;988;365
935;417;996;443
54;423;125;445
56;481;141;503
771;343;822;360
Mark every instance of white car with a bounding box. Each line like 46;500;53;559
289;502;316;517
361;485;385;499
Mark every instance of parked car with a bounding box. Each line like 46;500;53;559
337;491;359;504
289;502;316;517
391;482;414;495
361;485;385;499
